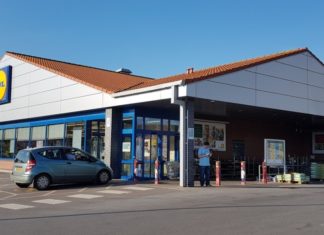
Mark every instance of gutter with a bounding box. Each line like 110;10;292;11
112;80;184;98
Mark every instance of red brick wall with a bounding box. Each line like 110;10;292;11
214;118;311;163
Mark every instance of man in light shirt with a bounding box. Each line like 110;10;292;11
198;141;211;187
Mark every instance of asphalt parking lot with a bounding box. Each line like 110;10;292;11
0;172;183;212
2;172;324;235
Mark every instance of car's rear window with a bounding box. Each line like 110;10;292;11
14;151;34;163
38;149;64;160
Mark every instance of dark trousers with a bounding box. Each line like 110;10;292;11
200;166;210;186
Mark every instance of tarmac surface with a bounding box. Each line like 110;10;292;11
1;172;324;235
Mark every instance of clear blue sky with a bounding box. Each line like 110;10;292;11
1;0;323;78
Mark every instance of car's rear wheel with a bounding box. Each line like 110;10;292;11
34;174;51;190
16;183;30;188
97;170;111;185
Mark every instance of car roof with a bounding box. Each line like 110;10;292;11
26;146;78;152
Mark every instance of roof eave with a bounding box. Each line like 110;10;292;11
112;80;185;98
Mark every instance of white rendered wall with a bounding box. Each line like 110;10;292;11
0;55;111;122
185;52;324;116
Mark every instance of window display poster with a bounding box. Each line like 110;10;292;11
122;142;131;152
36;140;44;148
9;140;15;153
144;138;150;157
72;127;82;149
194;120;226;151
313;132;324;154
264;139;285;166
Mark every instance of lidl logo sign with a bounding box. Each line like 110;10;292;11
0;66;12;105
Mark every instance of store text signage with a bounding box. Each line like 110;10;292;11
0;66;12;105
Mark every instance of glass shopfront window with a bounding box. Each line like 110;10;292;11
162;135;168;161
31;126;46;148
145;118;161;131
144;135;151;161
163;119;169;131
89;121;105;159
122;136;132;160
162;135;168;177
16;128;30;152
123;117;133;129
3;129;15;158
121;164;131;177
169;136;176;161
47;124;64;146
170;120;179;132
136;117;143;129
65;122;84;150
135;134;143;161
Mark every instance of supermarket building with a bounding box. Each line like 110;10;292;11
1;48;324;186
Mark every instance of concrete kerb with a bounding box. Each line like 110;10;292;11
112;179;324;189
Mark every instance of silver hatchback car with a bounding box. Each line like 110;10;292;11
11;146;113;190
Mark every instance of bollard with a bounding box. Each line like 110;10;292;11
155;159;160;185
262;161;267;184
241;161;246;185
215;161;221;187
133;158;138;183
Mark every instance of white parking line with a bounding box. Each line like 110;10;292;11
0;191;18;200
42;191;56;197
68;194;103;199
97;190;130;194
78;187;88;193
0;203;34;210
33;199;70;205
122;186;154;191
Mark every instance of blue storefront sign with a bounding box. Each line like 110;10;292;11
0;66;12;105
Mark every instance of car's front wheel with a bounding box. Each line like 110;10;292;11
34;174;51;190
97;170;111;185
16;183;30;188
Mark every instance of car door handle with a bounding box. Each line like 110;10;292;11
67;162;72;165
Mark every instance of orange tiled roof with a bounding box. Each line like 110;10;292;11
6;48;314;95
121;48;309;92
6;52;152;94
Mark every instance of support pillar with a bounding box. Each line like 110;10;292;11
179;100;195;187
104;108;122;178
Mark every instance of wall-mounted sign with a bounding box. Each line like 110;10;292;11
122;142;131;152
194;119;226;151
0;66;12;105
312;132;324;154
264;139;285;167
187;128;194;140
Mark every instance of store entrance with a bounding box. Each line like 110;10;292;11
143;134;158;178
134;132;179;180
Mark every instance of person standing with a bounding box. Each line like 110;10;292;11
198;141;211;187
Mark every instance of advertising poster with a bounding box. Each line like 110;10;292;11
194;120;226;151
264;139;285;167
122;142;131;152
144;138;150;158
72;127;82;149
312;132;324;154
